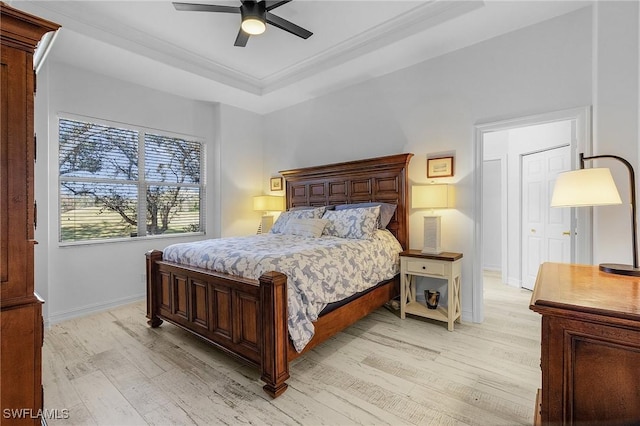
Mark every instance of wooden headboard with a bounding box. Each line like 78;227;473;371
279;153;414;250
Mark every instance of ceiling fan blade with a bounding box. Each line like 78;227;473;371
234;29;250;47
264;1;292;11
266;12;312;39
173;2;240;13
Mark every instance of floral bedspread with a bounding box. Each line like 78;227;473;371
162;229;402;352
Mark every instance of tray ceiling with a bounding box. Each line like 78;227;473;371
11;1;590;114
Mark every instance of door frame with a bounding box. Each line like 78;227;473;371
472;106;592;323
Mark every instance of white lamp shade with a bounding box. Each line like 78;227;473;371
551;168;622;207
253;195;285;212
412;184;455;209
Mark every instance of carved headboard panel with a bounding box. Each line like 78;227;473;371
279;153;413;250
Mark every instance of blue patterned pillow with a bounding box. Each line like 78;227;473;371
334;202;396;228
322;206;380;239
289;205;333;213
282;218;329;238
270;207;325;234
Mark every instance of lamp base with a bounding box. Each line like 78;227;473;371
422;215;442;255
260;215;274;234
599;263;640;277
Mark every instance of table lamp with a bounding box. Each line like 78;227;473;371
253;195;285;233
551;153;639;277
412;184;455;254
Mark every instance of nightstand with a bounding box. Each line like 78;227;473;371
399;250;463;331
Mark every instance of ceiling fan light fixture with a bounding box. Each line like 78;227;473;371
241;17;266;35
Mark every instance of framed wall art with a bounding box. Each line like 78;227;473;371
427;156;454;178
270;177;283;191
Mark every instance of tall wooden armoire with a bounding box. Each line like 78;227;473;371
1;3;59;424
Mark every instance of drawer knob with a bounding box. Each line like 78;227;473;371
422;266;426;270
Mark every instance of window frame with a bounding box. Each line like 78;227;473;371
57;113;206;246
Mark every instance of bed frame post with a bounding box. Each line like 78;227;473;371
146;250;163;328
259;271;290;398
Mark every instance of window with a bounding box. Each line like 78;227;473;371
59;117;204;243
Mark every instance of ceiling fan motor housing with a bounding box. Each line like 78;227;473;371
241;1;266;35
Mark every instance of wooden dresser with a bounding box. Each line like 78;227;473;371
530;263;640;426
1;3;59;424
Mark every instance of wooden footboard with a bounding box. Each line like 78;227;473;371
146;250;398;397
146;250;290;397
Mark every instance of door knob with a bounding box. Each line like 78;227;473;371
531;229;536;233
562;231;571;236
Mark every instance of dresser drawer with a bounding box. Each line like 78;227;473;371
405;259;449;276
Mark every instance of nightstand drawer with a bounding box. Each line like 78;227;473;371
406;259;448;276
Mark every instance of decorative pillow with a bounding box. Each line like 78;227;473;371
282;218;329;238
335;202;396;228
270;208;324;234
309;206;327;217
289;205;335;212
322;205;380;240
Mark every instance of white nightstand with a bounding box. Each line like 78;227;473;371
399;250;463;331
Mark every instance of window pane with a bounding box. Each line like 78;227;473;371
58;117;205;243
60;182;138;242
146;186;200;235
145;133;201;184
59;118;138;181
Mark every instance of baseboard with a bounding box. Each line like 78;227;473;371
45;293;145;327
506;277;521;288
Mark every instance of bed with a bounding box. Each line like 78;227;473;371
145;153;413;398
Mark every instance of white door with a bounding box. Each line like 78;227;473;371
521;146;572;290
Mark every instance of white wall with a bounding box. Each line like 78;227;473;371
482;159;502;271
263;7;594;320
483;131;508;276
34;62;263;324
592;1;640;267
218;104;267;237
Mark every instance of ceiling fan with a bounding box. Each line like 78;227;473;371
172;0;313;47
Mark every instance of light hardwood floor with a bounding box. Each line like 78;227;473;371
43;272;540;425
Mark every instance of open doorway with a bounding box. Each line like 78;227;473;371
484;122;573;290
472;107;592;322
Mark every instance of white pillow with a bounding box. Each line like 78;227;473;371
322;206;380;239
270;208;324;234
282;218;329;238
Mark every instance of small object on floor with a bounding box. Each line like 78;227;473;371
384;299;400;311
425;290;440;309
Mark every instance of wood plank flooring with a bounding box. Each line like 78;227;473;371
42;273;540;425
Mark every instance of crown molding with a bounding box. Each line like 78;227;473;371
13;0;484;97
14;1;265;94
260;1;484;93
